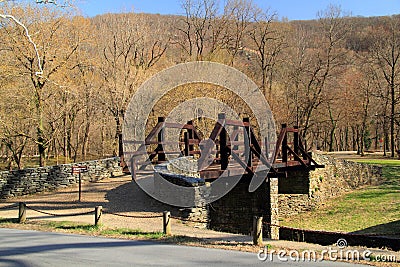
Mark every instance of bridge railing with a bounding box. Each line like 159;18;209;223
124;114;323;180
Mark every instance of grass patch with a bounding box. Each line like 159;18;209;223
0;218;19;224
46;221;101;232
352;158;400;167
281;161;400;236
0;219;262;253
0;220;166;240
100;228;164;239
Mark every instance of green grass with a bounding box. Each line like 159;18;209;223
281;160;400;236
0;218;205;244
353;158;400;188
100;228;164;239
352;158;400;167
0;219;204;243
46;221;101;232
0;218;19;224
0;220;165;240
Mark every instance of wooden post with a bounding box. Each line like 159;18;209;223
95;206;102;226
233;125;239;151
184;131;189;156
157;117;166;162
187;121;194;153
294;126;299;156
219;116;228;170
18;202;26;223
131;157;137;181
163;211;171;236
243;118;252;167
253;216;263;246
78;172;82;202
282;124;288;163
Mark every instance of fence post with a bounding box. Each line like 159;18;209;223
95;206;102;226
163;211;171;236
78;172;82;202
18;202;26;223
253;216;263;246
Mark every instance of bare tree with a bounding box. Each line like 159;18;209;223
248;9;284;98
178;0;228;61
94;13;168;157
0;89;33;169
0;2;85;166
285;5;350;149
223;0;260;65
370;16;400;157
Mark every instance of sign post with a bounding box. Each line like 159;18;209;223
72;166;88;202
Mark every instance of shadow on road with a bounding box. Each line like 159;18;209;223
0;237;156;259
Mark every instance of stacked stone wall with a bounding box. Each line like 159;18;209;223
0;157;121;199
279;152;383;218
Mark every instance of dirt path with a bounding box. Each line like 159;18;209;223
0;174;252;240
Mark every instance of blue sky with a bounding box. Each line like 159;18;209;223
77;0;399;20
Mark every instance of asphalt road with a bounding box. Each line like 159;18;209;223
0;228;369;267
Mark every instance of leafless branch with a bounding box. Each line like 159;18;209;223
0;14;43;74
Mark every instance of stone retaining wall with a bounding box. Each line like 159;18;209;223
152;157;280;236
0;157;121;199
278;152;383;218
208;176;269;235
153;157;210;228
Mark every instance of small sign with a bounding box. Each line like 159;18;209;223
72;166;88;174
72;166;88;202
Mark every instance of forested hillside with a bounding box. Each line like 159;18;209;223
0;0;399;169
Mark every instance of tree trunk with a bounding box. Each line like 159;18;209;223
38;134;46;167
37;115;46;167
82;122;90;161
101;124;105;157
67;122;73;160
63;112;68;163
351;126;357;151
328;110;336;152
390;82;395;157
114;116;123;157
360;128;365;156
